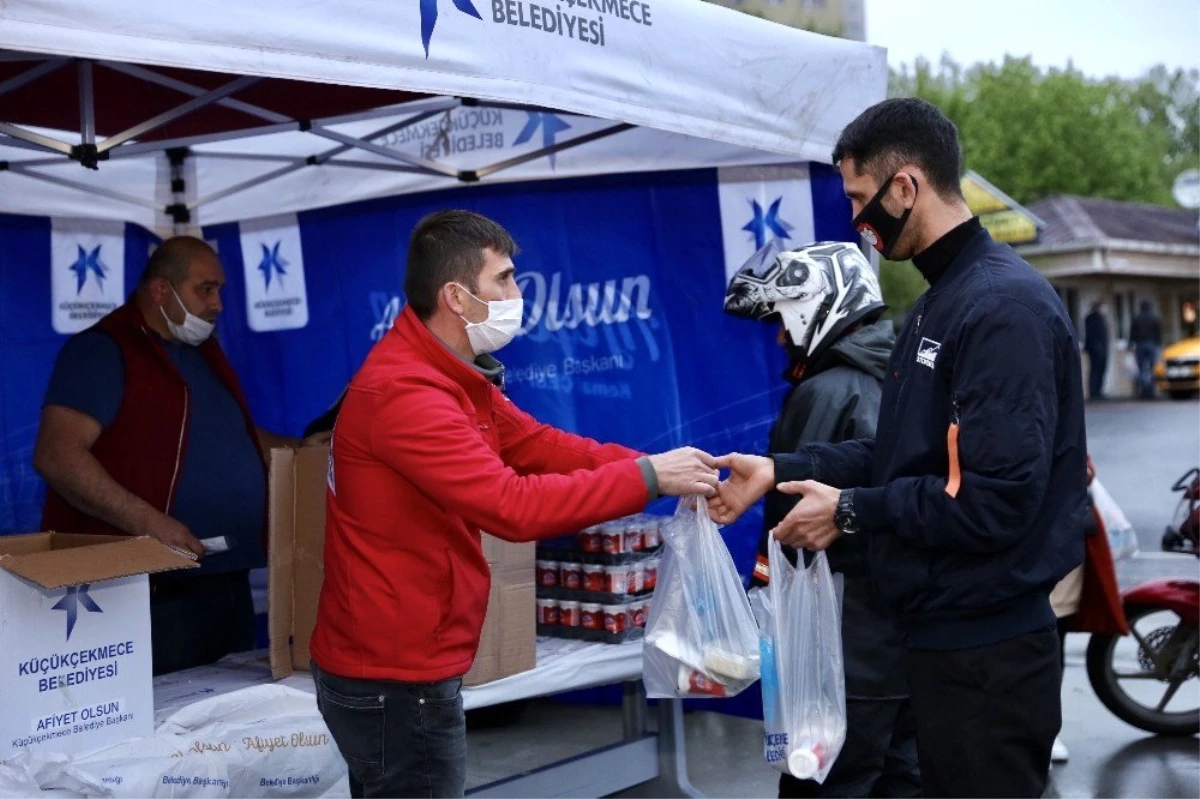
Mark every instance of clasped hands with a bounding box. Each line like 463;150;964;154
706;454;843;552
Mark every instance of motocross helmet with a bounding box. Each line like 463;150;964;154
724;240;886;361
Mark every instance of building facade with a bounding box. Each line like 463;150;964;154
1018;195;1200;398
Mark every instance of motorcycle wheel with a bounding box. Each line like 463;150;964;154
1087;603;1199;736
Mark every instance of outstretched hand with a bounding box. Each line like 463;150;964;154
706;453;774;525
648;447;720;498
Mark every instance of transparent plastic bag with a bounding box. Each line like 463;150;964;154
643;499;761;698
757;537;847;783
1090;476;1139;561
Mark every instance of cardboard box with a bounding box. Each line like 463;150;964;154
267;447;536;686
0;533;197;759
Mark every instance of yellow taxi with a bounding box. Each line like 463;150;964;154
1156;337;1200;399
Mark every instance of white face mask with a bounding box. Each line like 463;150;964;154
455;284;523;355
160;286;215;346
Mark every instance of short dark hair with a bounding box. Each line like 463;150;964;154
832;98;964;200
404;211;517;320
140;236;217;286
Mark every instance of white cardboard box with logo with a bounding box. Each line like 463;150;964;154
0;533;196;760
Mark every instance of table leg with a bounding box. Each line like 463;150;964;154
655;699;703;798
622;680;648;740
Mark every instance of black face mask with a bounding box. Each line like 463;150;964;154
853;174;917;260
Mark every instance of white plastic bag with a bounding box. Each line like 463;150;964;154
8;685;348;798
757;537;846;783
643;499;761;698
1091;476;1139;561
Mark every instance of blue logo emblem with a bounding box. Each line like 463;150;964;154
257;241;289;291
370;291;405;341
69;244;108;295
52;584;103;641
742;197;794;250
420;0;482;58
513;112;572;169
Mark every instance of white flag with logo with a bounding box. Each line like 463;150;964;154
717;165;816;285
50;218;126;335
238;213;309;332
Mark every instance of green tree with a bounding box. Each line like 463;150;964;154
878;258;926;323
890;56;1199;207
877;57;1199;317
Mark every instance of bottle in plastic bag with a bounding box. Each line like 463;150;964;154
642;499;761;699
759;536;847;783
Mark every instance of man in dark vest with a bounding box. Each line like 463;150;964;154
34;236;324;675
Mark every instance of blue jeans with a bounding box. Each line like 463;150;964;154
311;662;467;798
1135;343;1159;398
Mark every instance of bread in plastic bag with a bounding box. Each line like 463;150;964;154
643;499;761;698
756;536;846;783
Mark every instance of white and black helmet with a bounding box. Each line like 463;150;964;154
724;241;886;360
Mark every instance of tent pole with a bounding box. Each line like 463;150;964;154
190;112;453;210
101;61;458;129
308;109;449;165
315;159;430;174
189;161;310;210
190;152;301;163
0;123;73;155
100;61;292;123
106;105;452;160
78;60;96;147
308;126;457;177
165;148;195;235
4;164;159;209
97;75;261;153
0;57;70;98
0;135;66;155
109;122;303;157
472;123;634;179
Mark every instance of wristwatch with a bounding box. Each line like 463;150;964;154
835;489;859;535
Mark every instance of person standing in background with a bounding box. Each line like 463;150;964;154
724;239;919;798
1129;300;1163;399
1084;301;1110;401
34;237;326;675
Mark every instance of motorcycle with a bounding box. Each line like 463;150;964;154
1086;468;1199;737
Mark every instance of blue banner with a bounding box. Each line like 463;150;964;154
0;214;157;532
2;166;855;590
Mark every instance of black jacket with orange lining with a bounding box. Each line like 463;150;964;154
775;228;1089;651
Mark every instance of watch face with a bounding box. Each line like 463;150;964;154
837;512;858;534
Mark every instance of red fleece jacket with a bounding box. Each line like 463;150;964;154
310;307;649;682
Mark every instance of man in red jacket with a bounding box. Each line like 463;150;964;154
309;210;718;799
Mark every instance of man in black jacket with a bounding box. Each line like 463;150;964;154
1130;300;1163;399
725;241;918;798
710;98;1087;799
1084;301;1109;400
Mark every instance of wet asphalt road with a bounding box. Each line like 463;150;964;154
1049;398;1199;799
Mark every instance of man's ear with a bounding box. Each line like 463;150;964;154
148;277;170;307
441;282;467;317
896;171;920;209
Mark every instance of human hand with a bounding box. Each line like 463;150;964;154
648;447;720;498
144;513;206;558
707;453;774;525
770;480;840;551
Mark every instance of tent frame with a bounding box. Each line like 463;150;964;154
0;52;634;231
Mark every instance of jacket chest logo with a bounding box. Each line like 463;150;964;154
916;337;941;370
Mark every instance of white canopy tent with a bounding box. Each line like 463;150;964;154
0;0;886;231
